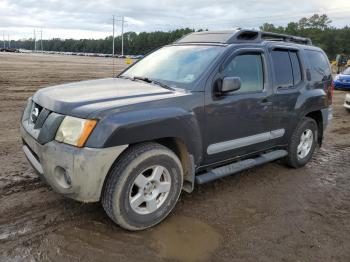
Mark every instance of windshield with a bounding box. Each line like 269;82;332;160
120;45;224;88
342;67;350;75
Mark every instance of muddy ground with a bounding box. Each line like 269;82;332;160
0;52;349;262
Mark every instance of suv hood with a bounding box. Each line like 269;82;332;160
33;78;186;118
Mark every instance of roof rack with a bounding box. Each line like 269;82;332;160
175;29;312;46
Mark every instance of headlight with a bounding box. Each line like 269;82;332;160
55;116;97;147
334;75;340;81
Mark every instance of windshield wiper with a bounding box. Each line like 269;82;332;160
117;75;133;80
133;76;175;91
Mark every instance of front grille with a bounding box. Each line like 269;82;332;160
22;100;65;145
346;101;350;105
34;108;50;129
29;102;42;123
28;101;52;129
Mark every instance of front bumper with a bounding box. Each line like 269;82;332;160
21;126;127;202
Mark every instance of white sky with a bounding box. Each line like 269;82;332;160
0;0;349;40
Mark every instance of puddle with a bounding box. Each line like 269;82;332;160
3;215;221;262
150;216;221;262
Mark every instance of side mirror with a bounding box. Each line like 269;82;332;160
219;77;241;94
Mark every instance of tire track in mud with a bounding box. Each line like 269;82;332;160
311;145;350;169
2;145;349;260
306;145;350;247
0;185;104;258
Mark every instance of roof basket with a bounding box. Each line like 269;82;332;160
260;31;312;45
175;29;312;46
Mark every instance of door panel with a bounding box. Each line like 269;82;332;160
203;49;274;165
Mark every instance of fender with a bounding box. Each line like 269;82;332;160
295;88;328;115
86;107;204;164
285;87;329;141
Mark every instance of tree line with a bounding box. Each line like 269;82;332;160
260;14;350;60
2;14;349;59
2;28;194;56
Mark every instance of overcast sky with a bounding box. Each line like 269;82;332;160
1;0;349;40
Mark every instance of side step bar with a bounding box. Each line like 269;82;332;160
195;150;288;184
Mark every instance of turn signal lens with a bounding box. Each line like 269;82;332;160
77;120;97;147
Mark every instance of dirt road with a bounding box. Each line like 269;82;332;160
0;53;349;262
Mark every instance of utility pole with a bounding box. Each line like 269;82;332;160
121;16;124;56
34;29;37;52
8;34;10;48
112;15;115;56
112;15;116;76
40;28;43;52
3;32;5;48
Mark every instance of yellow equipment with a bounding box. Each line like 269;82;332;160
125;57;132;65
332;54;350;74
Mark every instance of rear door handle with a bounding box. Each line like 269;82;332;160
260;98;272;106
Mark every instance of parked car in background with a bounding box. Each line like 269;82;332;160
334;67;350;90
344;93;350;112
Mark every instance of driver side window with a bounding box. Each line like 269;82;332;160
223;54;264;93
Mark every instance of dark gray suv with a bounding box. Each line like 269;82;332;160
21;29;333;230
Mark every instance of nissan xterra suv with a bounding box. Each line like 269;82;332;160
21;30;333;230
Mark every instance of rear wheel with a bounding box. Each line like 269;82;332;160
285;117;318;168
102;143;183;231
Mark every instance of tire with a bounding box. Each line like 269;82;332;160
102;142;183;231
285;117;318;168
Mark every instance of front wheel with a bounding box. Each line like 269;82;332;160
102;143;183;231
285;117;318;168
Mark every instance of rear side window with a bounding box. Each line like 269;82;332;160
290;52;302;85
271;50;293;88
271;50;303;88
305;50;331;82
223;54;264;93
